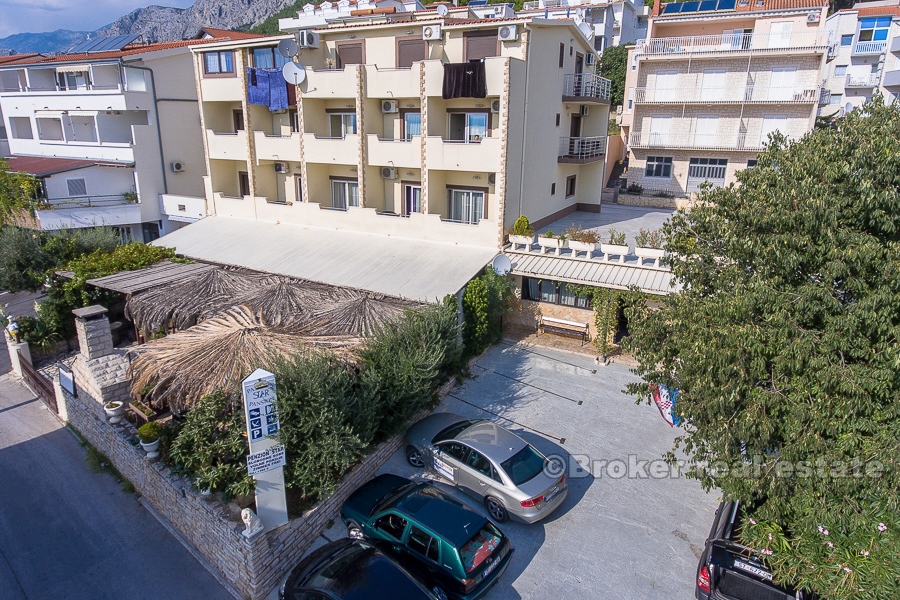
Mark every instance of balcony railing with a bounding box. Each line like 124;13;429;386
819;88;832;105
563;73;611;101
636;31;830;57
629;131;765;151
853;41;886;55
632;85;819;104
39;194;135;210
0;83;123;93
558;136;607;163
846;74;879;88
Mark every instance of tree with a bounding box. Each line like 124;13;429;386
626;98;900;599
0;159;39;227
598;43;631;109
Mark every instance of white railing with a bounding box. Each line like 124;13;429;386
629;131;765;151
853;41;886;55
563;73;611;100
846;74;879;88
636;31;830;57
632;85;819;104
559;136;607;159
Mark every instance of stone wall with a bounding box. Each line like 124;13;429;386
616;191;695;210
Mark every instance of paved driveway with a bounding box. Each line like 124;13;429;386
373;342;719;600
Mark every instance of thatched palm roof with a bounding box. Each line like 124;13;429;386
305;290;414;336
128;306;359;413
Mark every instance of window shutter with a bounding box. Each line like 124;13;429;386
465;31;499;61
397;39;427;68
67;178;87;196
337;43;364;67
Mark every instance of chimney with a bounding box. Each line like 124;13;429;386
73;305;114;361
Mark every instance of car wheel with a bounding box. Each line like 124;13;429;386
347;519;364;540
485;496;508;523
430;585;449;600
406;445;425;468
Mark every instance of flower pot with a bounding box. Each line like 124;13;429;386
635;246;666;268
508;234;534;251
103;401;126;424
537;236;568;255
600;243;630;263
568;240;598;258
140;438;160;459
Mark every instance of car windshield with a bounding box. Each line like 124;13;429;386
500;445;545;485
432;419;480;444
459;523;503;575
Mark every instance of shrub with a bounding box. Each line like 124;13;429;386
626;183;643;194
635;228;664;249
566;226;600;244
508;215;534;237
607;228;627;246
18;315;60;353
461;269;511;357
137;421;163;443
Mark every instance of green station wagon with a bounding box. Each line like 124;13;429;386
340;474;514;600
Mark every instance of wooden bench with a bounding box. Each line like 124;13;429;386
538;316;589;346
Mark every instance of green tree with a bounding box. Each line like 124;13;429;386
0;159;39;227
598;43;631;109
626;98;900;599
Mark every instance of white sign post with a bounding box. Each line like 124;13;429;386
242;368;289;531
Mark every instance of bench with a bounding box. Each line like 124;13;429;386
538;316;589;346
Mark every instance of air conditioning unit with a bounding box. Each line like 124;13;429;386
580;105;589;116
170;161;184;172
498;25;518;42
274;162;289;174
382;100;399;113
488;173;496;184
807;11;821;23
585;53;596;66
381;167;397;179
423;25;442;41
297;30;320;49
491;99;501;113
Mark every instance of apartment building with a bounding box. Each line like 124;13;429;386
620;0;830;197
0;30;257;239
821;0;900;117
519;0;649;50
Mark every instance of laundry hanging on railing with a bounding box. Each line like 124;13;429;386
247;67;289;112
442;60;487;99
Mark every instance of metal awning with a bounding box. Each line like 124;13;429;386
152;216;498;303
56;64;91;73
34;110;66;118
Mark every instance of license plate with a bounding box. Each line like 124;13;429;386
733;559;773;581
482;556;501;579
544;486;559;503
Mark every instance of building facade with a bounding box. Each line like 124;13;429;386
620;0;830;198
192;10;611;250
520;0;650;51
821;1;900;117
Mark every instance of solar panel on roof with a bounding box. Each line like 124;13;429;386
662;3;683;13
67;33;141;54
468;0;488;5
717;0;737;9
699;0;718;11
680;1;700;12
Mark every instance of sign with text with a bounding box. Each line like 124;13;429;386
247;444;286;476
242;369;280;445
58;362;76;397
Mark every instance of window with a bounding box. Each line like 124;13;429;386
694;115;719;147
295;176;303;203
239;171;250;197
67;179;87;196
289;109;299;133
36;118;64;141
329;113;357;137
768;66;796;101
871;63;880;74
330;179;359;210
645;156;673;178
204;50;234;74
655;70;678;101
464;30;498;61
830;93;843;105
565;175;576;198
397;38;427;68
841;34;853;46
233;110;244;132
438;441;470;462
0;125;6;140
768;22;793;49
336;41;365;67
449;189;485;224
404;184;422;215
559;43;565;68
649;114;671;146
834;65;847;77
746;159;758;168
57;71;89;91
700;69;724;101
688;158;728;180
10;116;33;139
252;47;290;70
407;526;440;563
448;112;488;143
403;111;421;140
858;17;891;43
124;67;146;92
551;182;556;195
523;277;590;309
466;450;493;478
555;113;560;127
374;513;407;540
760;114;788;145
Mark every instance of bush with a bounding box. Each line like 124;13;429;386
462;269;511;357
607;228;627;246
508;215;534;237
626;183;643;194
17;315;60;353
566;226;600;244
635;228;664;249
137;421;162;443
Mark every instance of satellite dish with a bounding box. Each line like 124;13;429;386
491;254;512;276
277;38;299;59
282;61;306;85
578;22;594;40
436;4;449;16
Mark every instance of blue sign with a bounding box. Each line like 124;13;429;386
251;428;263;440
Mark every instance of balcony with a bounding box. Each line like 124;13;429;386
563;73;611;103
364;65;420;99
199;76;243;102
253;131;302;162
846;74;879;88
206;130;248;160
302;68;359;99
892;37;900;54
558;136;607;164
41;194;135;209
882;69;900;88
853;40;887;55
636;31;830;58
629;131;764;151
366;135;421;169
161;194;206;222
424;136;503;172
632;85;819;104
303;133;359;164
423;58;506;98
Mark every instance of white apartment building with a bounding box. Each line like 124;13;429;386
154;10;610;302
519;0;650;51
821;0;900;117
620;0;830;197
0;30;257;239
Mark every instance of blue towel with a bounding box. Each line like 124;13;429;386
247;68;289;112
266;68;288;112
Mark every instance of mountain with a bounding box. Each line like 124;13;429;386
0;0;299;55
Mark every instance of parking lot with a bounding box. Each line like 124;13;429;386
308;341;718;599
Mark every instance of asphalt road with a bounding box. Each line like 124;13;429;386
0;371;233;600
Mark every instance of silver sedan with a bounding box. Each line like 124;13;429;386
404;413;567;524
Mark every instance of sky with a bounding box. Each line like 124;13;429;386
0;0;196;39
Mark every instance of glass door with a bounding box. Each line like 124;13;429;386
449;189;485;224
403;112;421;141
331;180;359;210
404;184;422;215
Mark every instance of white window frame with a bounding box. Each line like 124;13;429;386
448;189;485;224
330;179;359;210
329;113;357;138
448;112;488;143
404;184;422;215
645;156;673;178
834;65;847;77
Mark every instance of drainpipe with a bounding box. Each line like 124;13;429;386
120;62;168;197
518;23;535;218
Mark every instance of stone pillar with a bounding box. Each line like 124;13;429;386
73;305;113;360
6;340;31;378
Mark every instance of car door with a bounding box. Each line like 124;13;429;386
459;448;505;502
404;525;449;589
433;441;469;486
